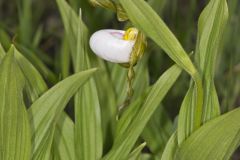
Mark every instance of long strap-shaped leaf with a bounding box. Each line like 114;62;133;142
196;0;228;122
0;47;31;160
28;68;97;159
6;45;76;159
74;9;103;160
102;65;182;160
57;1;120;155
56;0;103;159
178;0;229;144
119;0;197;76
119;0;203;142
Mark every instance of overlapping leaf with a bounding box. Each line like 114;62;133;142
52;113;75;160
0;48;31;160
176;107;240;160
56;0;103;159
0;45;47;103
178;0;229;144
119;0;204;145
110;55;149;106
103;65;182;160
14;43;57;84
119;0;197;76
196;0;228;122
161;132;178;160
28;68;97;159
127;143;146;160
14;47;48;103
142;106;173;158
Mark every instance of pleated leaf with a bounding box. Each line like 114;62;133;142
142;106;173;158
74;11;103;160
56;0;103;158
177;85;195;144
56;0;86;67
0;45;47;103
28;68;97;159
178;0;229;144
14;47;48;103
103;65;182;160
0;48;31;160
176;107;240;160
196;0;228;122
52;112;75;160
161;132;178;160
14;43;57;84
119;0;204;143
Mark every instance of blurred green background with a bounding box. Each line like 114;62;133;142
0;0;239;125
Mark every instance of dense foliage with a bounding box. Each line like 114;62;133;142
0;0;240;159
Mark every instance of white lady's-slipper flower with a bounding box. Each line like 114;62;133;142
89;28;140;63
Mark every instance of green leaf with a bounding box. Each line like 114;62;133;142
52;112;75;160
28;68;97;159
139;153;153;160
57;2;118;154
56;0;86;67
127;142;146;160
119;0;204;141
161;132;178;160
0;45;47;103
103;65;182;160
95;60;117;152
14;47;48;103
148;0;168;15
0;47;31;160
14;43;57;84
0;43;6;60
176;107;240;160
177;84;195;144
196;0;228;122
57;1;103;158
177;0;229;145
74;10;103;160
110;64;128;105
74;79;103;160
33;25;43;48
119;0;197;76
60;35;71;79
114;93;147;138
17;0;32;45
0;28;11;49
142;106;173;157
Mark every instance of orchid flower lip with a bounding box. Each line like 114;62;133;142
89;29;135;63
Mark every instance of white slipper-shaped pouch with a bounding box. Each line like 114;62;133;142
89;29;136;63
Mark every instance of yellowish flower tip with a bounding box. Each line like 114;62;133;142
123;28;138;40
